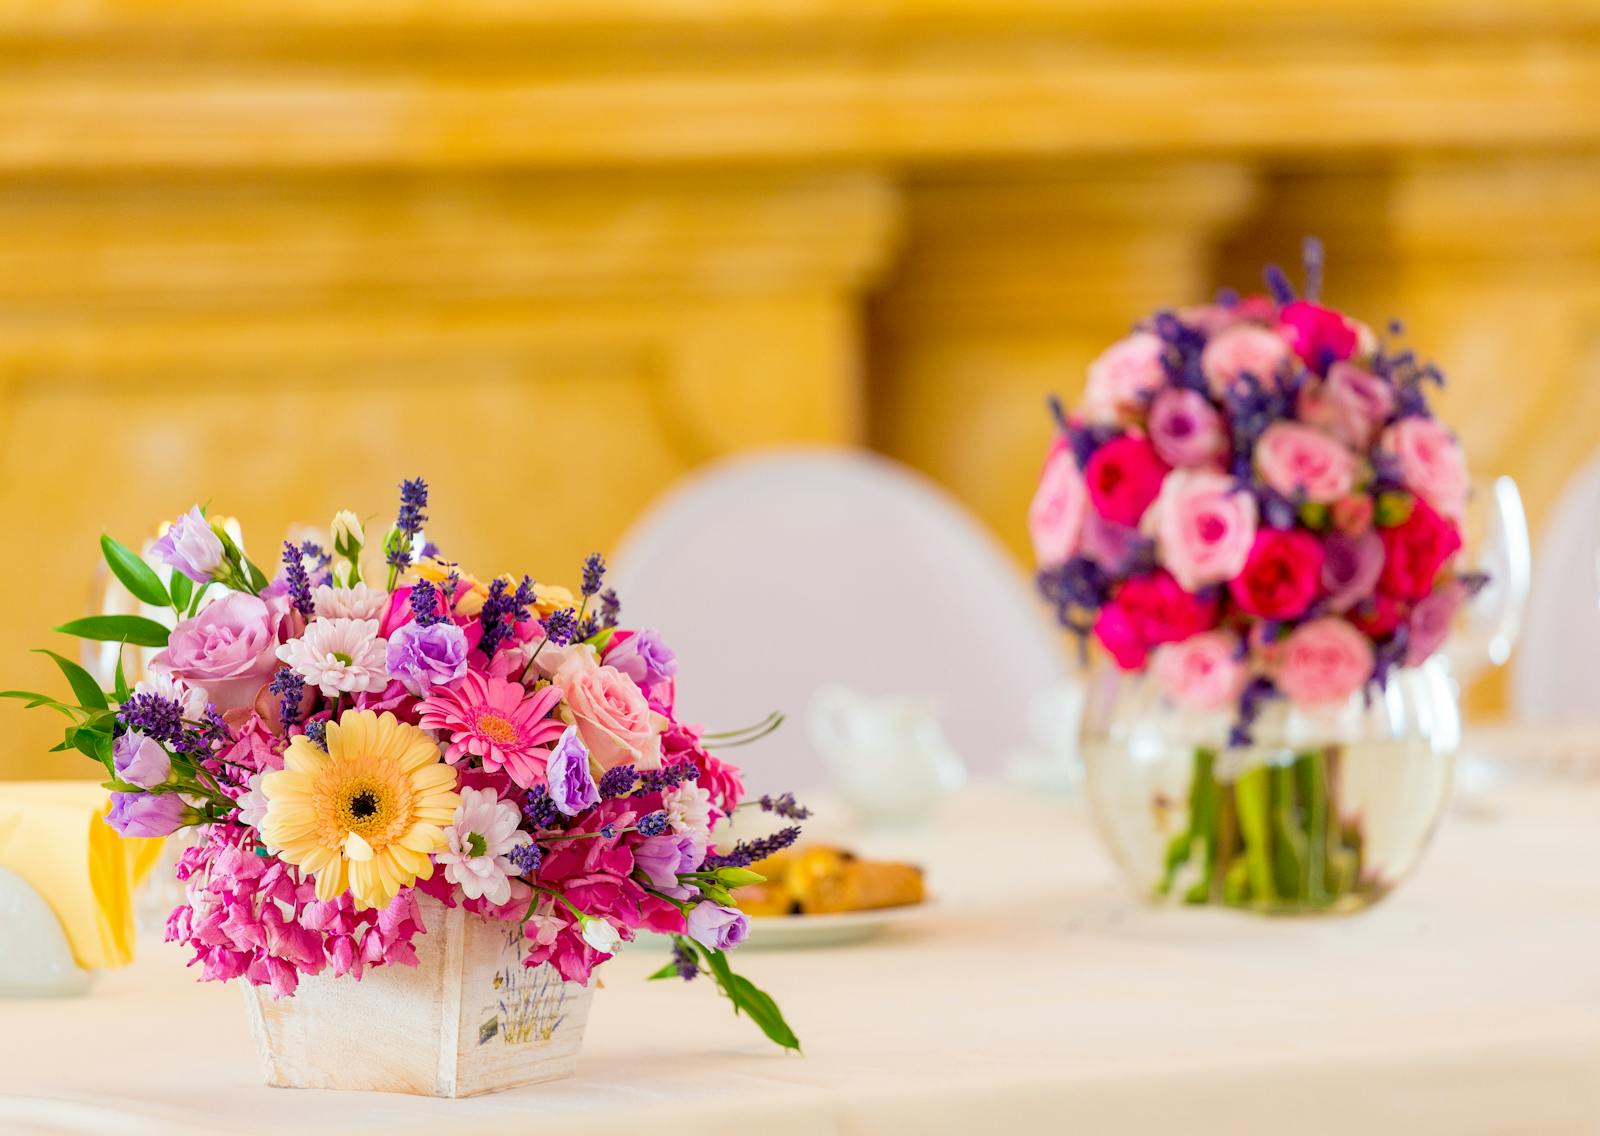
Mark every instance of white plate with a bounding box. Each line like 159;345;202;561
741;902;934;950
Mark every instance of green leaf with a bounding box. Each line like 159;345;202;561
112;644;131;703
694;941;801;1052
0;689;86;720
646;960;680;981
100;534;171;607
71;727;115;775
55;615;171;648
584;626;618;653
243;557;270;594
33;649;109;711
168;570;194;613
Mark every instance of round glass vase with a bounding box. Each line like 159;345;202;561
1082;659;1460;915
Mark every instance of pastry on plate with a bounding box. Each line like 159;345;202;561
736;845;925;917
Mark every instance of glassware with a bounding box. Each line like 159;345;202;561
1446;474;1530;684
1081;660;1459;915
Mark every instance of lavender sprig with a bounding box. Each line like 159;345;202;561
410;579;445;627
303;718;329;752
509;842;543;875
758;792;812;821
384;477;429;585
701;826;802;871
523;785;562;831
541;607;578;648
597;764;638;800
116;692;185;748
268;667;306;728
598;587;622;630
670;939;699;981
281;541;314;619
581;553;606;598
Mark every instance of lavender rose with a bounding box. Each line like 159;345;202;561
1405;580;1467;666
385;620;468;696
104;791;193;838
149;592;293;712
1321;531;1385;613
151;505;225;584
1148;387;1227;469
546;725;599;816
603;629;678;689
686;902;750;952
112;729;171;789
634;833;705;899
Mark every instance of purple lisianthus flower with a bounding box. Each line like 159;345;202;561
112;729;171;789
633;833;705;898
385;620;469;697
1148;387;1227;469
686;902;749;952
1321;530;1385;613
1405;580;1467;666
151;505;224;584
546;725;599;816
604;629;677;689
104;791;192;838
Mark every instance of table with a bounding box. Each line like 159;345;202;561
4;760;1600;1135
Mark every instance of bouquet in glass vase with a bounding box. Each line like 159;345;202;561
1031;243;1480;915
7;478;800;1095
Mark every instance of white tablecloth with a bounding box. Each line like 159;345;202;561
4;753;1600;1135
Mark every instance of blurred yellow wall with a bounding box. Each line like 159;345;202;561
3;1;1599;777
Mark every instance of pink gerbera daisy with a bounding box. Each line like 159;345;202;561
417;672;564;789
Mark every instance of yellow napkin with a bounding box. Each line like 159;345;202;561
0;781;165;970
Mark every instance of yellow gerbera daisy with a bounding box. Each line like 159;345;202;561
261;709;461;911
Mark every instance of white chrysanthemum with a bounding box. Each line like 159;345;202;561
276;618;389;698
134;667;209;720
663;783;713;840
436;786;532;906
312;582;389;621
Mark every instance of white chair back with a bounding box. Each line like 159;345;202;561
1512;455;1600;722
611;447;1073;792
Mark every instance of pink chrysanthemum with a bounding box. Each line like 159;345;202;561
417;672;564;789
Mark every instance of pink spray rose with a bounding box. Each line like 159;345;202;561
1028;439;1089;567
1380;417;1469;522
553;654;667;772
1149;470;1259;591
1082;332;1167;424
1147;387;1228;469
1298;362;1396;449
1278;301;1365;371
1200;325;1294;398
1084;435;1170;528
1275;618;1374;709
1256;422;1357;505
151;592;295;712
1404;579;1466;666
1152;630;1247;711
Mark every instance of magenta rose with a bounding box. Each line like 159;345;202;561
1278;300;1364;371
1275;618;1374;709
1150;470;1259;591
1148;387;1228;468
1378;498;1462;602
1379;417;1469;522
1082;332;1167;424
1028;438;1089;567
151;592;294;712
1349;593;1404;640
1152;630;1247;711
1256;422;1357;505
1298;362;1396;449
1084;435;1170;527
1092;570;1220;671
1228;529;1325;620
1200;324;1294;398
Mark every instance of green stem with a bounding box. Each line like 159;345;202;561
1270;763;1308;903
1298;750;1329;906
1233;764;1277;905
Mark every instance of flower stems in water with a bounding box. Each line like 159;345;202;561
1158;744;1366;913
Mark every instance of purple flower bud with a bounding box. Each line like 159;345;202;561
385;621;468;697
104;791;192;838
546;726;599;817
112;730;171;789
686;903;750;952
151;505;224;584
604;629;677;689
634;833;705;895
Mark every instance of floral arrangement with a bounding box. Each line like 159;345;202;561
1030;241;1480;742
7;479;800;1050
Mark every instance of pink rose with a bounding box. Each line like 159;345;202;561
1028;439;1089;567
1147;387;1228;469
150;592;294;712
1275;618;1374;709
1200;325;1293;398
1256;422;1357;505
1278;301;1364;371
1152;631;1247;711
1176;294;1278;336
553;656;667;772
1298;362;1396;449
1084;435;1170;528
1082;332;1167;425
1380;417;1469;522
1149;470;1258;591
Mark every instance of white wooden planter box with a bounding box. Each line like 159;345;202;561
244;896;594;1097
